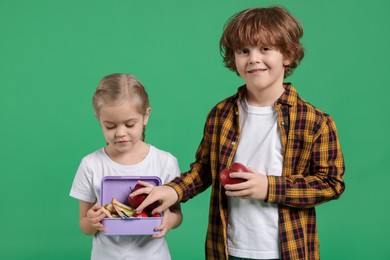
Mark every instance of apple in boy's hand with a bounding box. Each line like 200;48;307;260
219;162;248;186
128;183;161;212
128;184;147;208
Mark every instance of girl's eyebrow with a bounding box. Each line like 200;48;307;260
102;118;138;124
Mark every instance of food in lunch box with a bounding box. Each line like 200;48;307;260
133;211;149;218
128;183;161;212
101;198;135;218
127;183;147;208
101;197;161;218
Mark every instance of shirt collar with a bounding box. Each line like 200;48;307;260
236;83;298;107
275;83;298;107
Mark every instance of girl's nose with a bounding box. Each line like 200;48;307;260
115;127;126;138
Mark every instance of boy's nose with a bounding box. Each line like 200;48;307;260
249;52;261;64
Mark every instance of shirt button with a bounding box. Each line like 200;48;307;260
231;141;236;145
281;121;285;125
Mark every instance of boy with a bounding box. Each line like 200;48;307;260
134;6;345;260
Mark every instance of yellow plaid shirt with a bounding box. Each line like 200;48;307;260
167;83;345;260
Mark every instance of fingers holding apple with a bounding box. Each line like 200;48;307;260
128;182;162;212
224;168;269;200
220;162;249;187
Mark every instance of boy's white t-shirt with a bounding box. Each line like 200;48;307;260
227;98;283;259
69;145;180;260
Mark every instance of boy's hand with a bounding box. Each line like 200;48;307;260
224;168;269;200
86;203;106;232
135;185;178;214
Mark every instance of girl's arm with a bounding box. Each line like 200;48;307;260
79;201;106;235
152;203;183;238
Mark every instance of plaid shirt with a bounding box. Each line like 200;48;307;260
167;84;345;260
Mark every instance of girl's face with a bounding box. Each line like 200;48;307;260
234;45;290;97
97;101;150;157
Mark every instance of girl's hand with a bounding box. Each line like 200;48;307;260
224;168;269;200
79;201;106;235
152;208;173;238
152;204;182;239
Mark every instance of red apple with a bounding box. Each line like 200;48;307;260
128;183;147;208
133;211;149;218
128;183;161;212
219;162;248;186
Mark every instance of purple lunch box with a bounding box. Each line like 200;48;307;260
100;176;162;236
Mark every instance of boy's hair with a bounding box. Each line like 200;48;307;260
220;6;304;78
92;73;150;140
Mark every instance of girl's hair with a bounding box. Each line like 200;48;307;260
220;6;304;78
92;73;150;140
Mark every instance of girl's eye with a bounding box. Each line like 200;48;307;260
125;124;135;128
105;125;116;130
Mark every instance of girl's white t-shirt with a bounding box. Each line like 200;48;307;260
227;98;283;259
70;145;180;260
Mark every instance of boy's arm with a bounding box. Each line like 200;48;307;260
166;110;215;202
267;116;345;208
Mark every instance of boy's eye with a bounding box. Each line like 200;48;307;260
236;48;249;55
261;46;272;52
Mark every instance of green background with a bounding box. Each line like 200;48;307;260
0;0;388;259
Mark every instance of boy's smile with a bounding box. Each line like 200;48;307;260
247;67;267;75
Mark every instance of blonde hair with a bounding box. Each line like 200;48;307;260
92;73;150;140
220;6;304;78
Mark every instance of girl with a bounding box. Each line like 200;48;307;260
70;73;182;260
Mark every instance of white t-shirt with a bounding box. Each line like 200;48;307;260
227;98;283;259
70;145;180;260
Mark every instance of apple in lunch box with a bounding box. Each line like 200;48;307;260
128;184;147;208
128;183;161;212
133;211;149;218
219;162;248;186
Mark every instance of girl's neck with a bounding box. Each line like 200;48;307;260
105;142;150;165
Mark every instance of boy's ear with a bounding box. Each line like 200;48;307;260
283;57;292;67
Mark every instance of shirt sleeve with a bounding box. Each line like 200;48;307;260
69;158;97;203
267;115;345;208
162;154;181;184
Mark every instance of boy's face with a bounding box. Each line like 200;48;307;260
96;101;150;157
235;45;290;95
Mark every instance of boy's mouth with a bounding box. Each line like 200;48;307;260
247;68;266;74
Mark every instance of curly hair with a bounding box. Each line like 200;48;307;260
220;6;304;78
